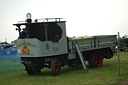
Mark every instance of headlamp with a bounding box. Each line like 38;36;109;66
26;13;31;19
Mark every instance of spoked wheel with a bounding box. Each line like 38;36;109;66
51;58;61;76
88;51;103;68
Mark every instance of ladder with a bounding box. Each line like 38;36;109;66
73;40;88;73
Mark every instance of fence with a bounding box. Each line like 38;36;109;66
0;54;24;73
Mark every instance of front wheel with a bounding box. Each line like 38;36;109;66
88;51;103;68
51;58;61;76
26;68;36;75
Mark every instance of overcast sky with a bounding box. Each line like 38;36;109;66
0;0;128;43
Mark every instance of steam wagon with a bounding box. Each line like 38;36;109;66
13;13;117;75
118;35;128;51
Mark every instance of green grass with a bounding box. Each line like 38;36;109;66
0;52;128;85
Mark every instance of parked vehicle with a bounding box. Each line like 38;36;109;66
0;42;16;55
13;13;117;75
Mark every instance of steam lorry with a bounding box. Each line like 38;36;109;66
118;35;128;51
13;13;117;75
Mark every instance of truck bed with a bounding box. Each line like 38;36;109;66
69;35;117;52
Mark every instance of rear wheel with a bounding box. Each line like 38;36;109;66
51;58;61;76
88;51;103;68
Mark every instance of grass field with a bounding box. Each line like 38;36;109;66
0;52;128;85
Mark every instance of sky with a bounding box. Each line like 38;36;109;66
0;0;128;43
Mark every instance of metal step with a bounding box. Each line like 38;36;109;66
73;40;88;73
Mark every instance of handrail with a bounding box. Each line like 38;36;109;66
15;18;63;24
41;18;63;22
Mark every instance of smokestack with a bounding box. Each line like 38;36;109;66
118;32;120;38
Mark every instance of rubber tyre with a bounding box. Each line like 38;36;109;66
88;51;103;68
51;58;61;76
